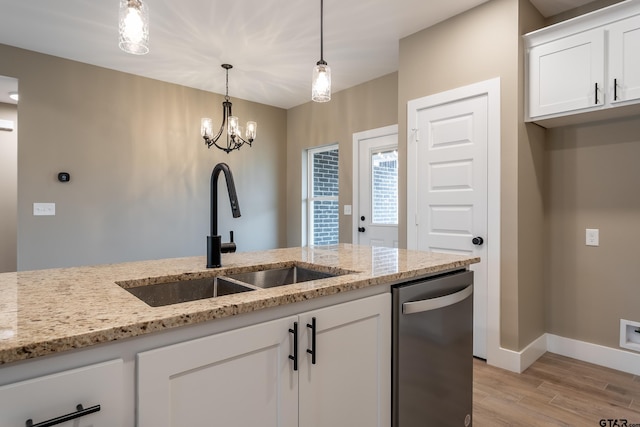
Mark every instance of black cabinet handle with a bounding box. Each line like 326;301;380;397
595;82;599;104
614;78;618;101
306;317;317;365
26;404;100;427
289;322;298;371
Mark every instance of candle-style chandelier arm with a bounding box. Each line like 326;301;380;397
203;101;232;151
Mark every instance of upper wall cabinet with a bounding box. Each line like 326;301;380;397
525;0;640;127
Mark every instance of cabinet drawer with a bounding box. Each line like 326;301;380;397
0;359;123;427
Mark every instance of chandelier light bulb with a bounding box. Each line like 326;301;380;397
119;0;149;55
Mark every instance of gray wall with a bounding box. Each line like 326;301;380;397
399;0;547;351
0;102;17;273
0;44;287;271
286;73;399;246
546;118;640;349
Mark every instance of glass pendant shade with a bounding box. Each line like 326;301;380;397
246;121;257;141
228;116;239;137
119;0;149;55
312;62;331;103
201;118;213;139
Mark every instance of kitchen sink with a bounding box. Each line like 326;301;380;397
220;264;342;288
119;263;351;307
121;277;255;307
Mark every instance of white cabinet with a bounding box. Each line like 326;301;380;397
609;15;640;104
298;294;390;427
528;29;604;118
137;315;299;427
0;359;124;427
525;1;640;125
137;293;391;427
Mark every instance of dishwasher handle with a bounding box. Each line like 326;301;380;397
402;284;473;314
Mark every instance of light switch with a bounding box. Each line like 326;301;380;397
33;203;56;216
586;228;599;246
344;205;352;215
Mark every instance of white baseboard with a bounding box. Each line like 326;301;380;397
489;333;640;376
547;333;640;376
487;333;547;373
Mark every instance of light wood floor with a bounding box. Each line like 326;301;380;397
473;352;640;426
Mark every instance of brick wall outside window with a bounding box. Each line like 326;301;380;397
312;148;339;245
372;159;398;225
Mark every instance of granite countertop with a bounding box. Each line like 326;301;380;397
0;244;479;365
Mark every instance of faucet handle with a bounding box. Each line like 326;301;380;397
221;231;237;254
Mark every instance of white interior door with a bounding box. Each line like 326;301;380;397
408;91;490;359
352;126;398;248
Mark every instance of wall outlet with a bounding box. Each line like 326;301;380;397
0;119;14;131
33;203;55;216
586;228;599;246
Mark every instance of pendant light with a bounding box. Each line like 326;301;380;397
312;0;331;102
119;0;149;55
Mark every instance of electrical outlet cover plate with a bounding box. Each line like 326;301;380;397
33;203;55;216
586;228;599;246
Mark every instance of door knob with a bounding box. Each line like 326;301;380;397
472;236;484;246
358;227;366;233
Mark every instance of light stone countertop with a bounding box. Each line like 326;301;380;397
0;244;479;365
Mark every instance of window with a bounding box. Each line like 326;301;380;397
305;145;339;246
371;150;398;225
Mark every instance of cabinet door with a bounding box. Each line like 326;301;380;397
298;293;391;427
137;316;298;427
609;15;640;104
528;29;605;118
0;359;124;427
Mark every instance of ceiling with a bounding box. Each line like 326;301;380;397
0;0;595;109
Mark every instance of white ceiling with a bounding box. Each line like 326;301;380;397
0;0;595;109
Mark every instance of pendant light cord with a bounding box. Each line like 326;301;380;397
225;67;230;101
319;0;326;65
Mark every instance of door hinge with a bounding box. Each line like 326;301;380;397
412;128;420;142
415;213;419;226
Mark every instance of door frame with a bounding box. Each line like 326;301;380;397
351;124;398;245
407;78;502;368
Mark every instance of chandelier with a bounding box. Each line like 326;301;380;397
118;0;149;55
312;0;331;102
201;64;257;153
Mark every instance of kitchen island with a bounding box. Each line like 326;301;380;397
0;244;478;426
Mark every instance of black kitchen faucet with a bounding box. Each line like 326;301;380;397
207;162;241;268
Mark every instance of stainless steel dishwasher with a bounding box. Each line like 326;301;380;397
392;270;474;427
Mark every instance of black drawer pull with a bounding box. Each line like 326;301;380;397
289;322;298;371
26;404;100;427
306;317;317;365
